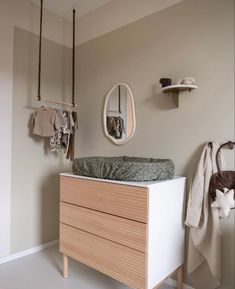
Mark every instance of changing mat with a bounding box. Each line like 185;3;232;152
72;156;175;182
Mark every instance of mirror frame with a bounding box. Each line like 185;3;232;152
103;82;136;145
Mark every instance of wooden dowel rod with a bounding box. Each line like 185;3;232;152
39;98;78;107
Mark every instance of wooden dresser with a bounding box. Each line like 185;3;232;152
59;173;186;289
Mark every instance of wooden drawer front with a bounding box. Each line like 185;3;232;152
60;176;148;223
60;224;146;289
60;202;147;252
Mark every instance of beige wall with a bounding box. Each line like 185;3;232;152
76;0;234;288
0;0;71;257
11;27;71;253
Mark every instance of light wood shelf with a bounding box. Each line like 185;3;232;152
160;84;198;107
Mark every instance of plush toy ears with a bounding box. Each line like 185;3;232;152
211;188;235;218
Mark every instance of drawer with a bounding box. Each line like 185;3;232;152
60;223;146;289
60;202;147;252
60;176;148;223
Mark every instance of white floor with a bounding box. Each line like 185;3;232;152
0;246;174;289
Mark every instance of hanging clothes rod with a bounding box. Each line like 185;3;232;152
39;97;78;107
37;0;77;107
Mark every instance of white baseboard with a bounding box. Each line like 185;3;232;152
165;277;195;289
0;239;58;265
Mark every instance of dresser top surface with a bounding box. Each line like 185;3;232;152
60;173;185;188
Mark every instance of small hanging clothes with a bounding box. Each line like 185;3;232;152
116;116;125;139
106;116;125;139
66;111;78;161
106;116;117;137
61;110;71;153
32;107;61;137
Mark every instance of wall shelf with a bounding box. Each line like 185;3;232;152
161;84;198;94
160;84;198;107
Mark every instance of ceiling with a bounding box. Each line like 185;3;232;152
30;0;112;19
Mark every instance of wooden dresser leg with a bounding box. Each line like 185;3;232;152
63;255;69;279
177;266;183;289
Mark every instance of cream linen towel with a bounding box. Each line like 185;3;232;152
185;141;224;289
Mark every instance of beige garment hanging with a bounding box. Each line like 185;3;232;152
185;141;224;289
32;107;62;137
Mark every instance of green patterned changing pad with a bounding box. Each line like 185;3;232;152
72;156;175;182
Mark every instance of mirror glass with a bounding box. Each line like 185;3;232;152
103;83;136;145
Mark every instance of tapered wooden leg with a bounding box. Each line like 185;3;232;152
63;255;69;279
177;266;183;289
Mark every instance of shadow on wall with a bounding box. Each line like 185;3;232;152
145;84;198;111
40;173;60;244
27;112;67;244
140;84;177;110
11;26;71;252
152;84;177;110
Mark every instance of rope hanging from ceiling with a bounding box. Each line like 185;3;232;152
37;0;77;107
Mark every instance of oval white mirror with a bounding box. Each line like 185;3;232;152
103;83;136;145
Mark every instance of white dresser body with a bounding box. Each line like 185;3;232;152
60;173;186;289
